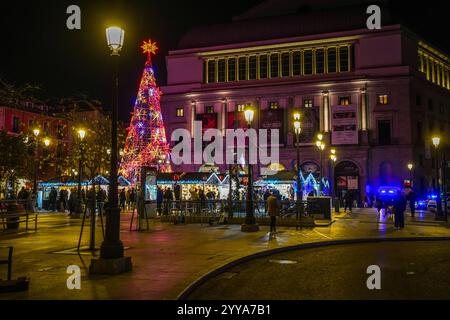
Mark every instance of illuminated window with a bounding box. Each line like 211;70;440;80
303;99;313;108
207;60;216;83
339;46;349;72
270;53;279;78
227;58;236;82
281;53;290;77
236;104;245;112
269;102;279;110
259;54;268;79
315;49;325;74
205;106;214;114
292;51;301;76
176;107;184;117
327;47;337;73
249;56;257;80
217;59;226;82
303;50;312;75
238;57;247;81
377;95;389;105
339;97;351;106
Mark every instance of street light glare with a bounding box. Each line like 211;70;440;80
432;136;440;148
43;138;50;147
33;128;40;137
293;112;301;121
317;133;323;141
78;129;86;140
106;26;125;54
244;106;254;125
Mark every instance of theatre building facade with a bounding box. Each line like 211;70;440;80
161;14;450;201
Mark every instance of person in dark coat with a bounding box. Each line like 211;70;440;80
48;187;58;212
119;189;126;210
156;186;163;215
344;191;353;213
163;187;174;215
408;190;416;218
394;191;407;230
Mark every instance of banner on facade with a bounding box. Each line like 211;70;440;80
260;108;284;144
347;176;359;190
299;107;320;144
331;105;358;145
196;113;218;133
227;111;246;129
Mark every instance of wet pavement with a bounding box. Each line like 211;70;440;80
186;240;450;300
0;208;448;299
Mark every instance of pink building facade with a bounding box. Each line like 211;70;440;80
161;19;450;201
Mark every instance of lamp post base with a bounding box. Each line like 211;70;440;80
241;223;260;232
89;256;132;275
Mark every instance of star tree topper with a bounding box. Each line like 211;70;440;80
141;39;158;66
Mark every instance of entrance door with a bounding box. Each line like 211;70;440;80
334;161;360;202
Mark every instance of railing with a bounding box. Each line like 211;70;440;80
150;199;321;221
0;199;38;232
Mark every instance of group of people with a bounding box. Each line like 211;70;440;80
374;189;416;230
156;185;220;215
119;188;137;211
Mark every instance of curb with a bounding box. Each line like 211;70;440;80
177;236;450;300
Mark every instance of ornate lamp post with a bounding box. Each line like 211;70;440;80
32;128;40;194
407;163;413;188
75;129;86;216
293;112;302;202
432;136;443;219
330;150;337;197
315;134;325;194
90;26;131;274
241;105;259;232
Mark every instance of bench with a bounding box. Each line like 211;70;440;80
0;202;38;232
0;246;12;280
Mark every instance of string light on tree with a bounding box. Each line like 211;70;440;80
119;39;171;182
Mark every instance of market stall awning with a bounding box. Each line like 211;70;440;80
255;171;297;185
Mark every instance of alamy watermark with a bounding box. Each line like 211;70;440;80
170;121;279;172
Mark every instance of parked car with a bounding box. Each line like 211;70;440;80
427;198;450;212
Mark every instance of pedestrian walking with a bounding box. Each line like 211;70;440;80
156;186;163;215
408;190;416;218
267;191;279;236
119;189;126;210
97;187;106;216
48;187;58;212
344;191;353;213
394;191;407;230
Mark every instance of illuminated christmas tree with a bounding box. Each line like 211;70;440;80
119;39;171;182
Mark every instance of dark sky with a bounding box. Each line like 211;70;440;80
1;0;449;122
0;0;262;120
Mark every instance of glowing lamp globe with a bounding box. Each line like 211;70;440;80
432;136;440;148
106;27;125;54
244;107;254;125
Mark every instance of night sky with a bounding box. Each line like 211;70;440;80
1;0;449;122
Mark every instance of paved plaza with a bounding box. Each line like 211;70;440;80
0;208;449;299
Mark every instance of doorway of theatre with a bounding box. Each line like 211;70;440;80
334;161;360;204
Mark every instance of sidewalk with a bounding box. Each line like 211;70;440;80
0;208;448;299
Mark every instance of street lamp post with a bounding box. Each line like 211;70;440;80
316;134;325;194
76;129;86;216
90;26;131;274
432;136;444;219
293;112;302;202
330;149;337;197
407;163;413;188
32;128;40;194
241;105;259;232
